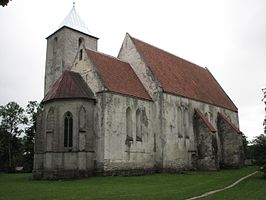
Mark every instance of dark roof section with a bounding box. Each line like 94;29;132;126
42;70;95;103
194;109;216;133
86;49;152;101
218;112;241;134
46;26;99;40
130;35;238;112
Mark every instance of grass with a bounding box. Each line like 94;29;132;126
0;166;262;200
202;171;266;200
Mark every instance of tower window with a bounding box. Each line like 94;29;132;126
79;49;83;61
78;37;84;47
64;111;73;148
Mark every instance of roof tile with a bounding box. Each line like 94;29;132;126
86;49;152;101
130;35;238;112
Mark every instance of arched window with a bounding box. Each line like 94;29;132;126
136;109;142;141
184;107;189;138
126;107;133;141
177;107;182;137
78;37;84;47
64;111;73;148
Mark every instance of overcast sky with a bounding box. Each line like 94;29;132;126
0;0;265;140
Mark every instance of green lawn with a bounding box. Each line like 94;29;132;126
0;167;262;200
202;171;266;200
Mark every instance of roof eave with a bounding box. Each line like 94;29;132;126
46;26;99;40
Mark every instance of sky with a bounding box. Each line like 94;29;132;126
0;0;265;141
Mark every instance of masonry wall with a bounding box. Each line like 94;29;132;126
44;27;98;95
33;99;96;179
217;117;244;168
97;92;160;175
161;93;239;171
193;115;218;170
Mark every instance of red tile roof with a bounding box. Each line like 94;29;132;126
218;112;241;134
42;70;95;103
194;109;216;133
130;35;238;112
86;49;152;101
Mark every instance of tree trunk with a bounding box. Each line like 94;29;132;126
8;134;11;169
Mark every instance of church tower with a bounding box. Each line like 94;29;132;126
44;3;98;95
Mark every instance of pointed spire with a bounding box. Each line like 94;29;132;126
58;3;91;35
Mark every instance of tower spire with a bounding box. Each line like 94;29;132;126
57;3;91;35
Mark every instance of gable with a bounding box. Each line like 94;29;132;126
86;49;152;101
129;35;238;112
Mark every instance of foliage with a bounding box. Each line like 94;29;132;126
0;101;40;172
0;102;28;169
0;0;11;7
23;101;41;171
251;134;266;177
0;167;258;200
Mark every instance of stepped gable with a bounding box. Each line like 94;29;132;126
42;70;95;103
86;49;152;101
130;35;238;112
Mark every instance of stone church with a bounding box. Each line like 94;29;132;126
33;6;244;179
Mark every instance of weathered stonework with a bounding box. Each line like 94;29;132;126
34;18;244;179
217;114;244;168
44;27;98;95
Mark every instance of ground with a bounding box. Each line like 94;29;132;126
0;167;264;200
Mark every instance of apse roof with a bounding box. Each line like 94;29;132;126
58;4;91;35
129;34;238;112
42;71;95;103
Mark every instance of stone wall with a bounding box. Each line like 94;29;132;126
193;112;218;170
217;114;244;168
44;27;98;95
33;99;96;179
98;92;159;174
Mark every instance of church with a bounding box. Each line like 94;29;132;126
33;5;244;179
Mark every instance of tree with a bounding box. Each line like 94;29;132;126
0;102;27;170
251;134;266;176
0;0;11;7
23;101;41;171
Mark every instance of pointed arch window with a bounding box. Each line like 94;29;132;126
136;109;142;141
78;37;84;47
64;111;73;148
126;107;133;142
